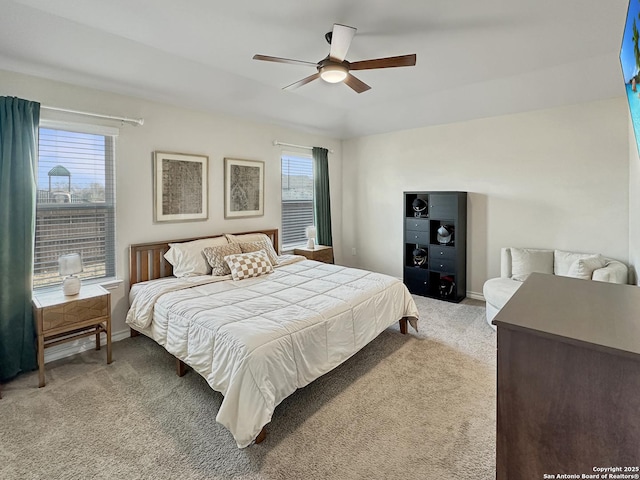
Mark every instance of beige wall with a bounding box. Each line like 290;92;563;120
342;98;630;297
0;69;342;337
630;120;640;285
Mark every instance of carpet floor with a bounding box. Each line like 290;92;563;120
0;296;496;480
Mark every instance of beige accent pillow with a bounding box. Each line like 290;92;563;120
224;250;273;281
511;248;554;282
238;240;279;266
225;232;272;244
567;254;606;280
164;236;228;277
203;243;242;276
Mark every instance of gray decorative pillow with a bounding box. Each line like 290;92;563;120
203;243;242;276
224;250;273;281
238;239;279;266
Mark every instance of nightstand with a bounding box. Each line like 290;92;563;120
32;284;112;387
293;245;334;264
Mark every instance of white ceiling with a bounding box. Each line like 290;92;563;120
0;0;629;139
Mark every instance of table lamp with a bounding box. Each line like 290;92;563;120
305;226;317;250
59;253;83;296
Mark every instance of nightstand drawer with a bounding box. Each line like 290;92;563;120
41;295;109;332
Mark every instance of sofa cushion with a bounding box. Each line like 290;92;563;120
483;277;523;310
567;254;606;280
554;250;596;277
510;248;554;282
592;260;628;284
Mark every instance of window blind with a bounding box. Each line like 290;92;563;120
34;128;116;288
281;154;314;250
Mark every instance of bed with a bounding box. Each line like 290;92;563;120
126;229;419;448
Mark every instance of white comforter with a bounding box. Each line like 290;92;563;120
126;259;419;448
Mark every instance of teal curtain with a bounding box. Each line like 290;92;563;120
312;147;332;246
0;97;40;382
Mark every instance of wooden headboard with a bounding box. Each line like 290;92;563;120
129;229;279;286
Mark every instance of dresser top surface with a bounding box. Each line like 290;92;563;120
493;273;640;357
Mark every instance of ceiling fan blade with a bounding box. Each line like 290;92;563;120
343;73;371;94
283;73;321;90
329;24;356;62
253;54;318;67
349;54;417;70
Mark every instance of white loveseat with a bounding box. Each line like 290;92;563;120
483;248;628;327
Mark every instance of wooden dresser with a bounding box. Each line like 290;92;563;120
493;273;640;479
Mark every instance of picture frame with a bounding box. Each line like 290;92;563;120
621;0;640;155
224;157;264;218
153;151;208;223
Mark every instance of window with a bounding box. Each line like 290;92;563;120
281;153;314;251
34;124;116;288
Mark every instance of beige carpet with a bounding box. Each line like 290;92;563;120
0;296;496;480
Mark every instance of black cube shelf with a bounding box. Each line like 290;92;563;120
403;191;467;302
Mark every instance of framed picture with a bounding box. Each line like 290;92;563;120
621;0;640;155
224;158;264;218
153;151;208;222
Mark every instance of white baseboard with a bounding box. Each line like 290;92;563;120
44;328;130;364
466;291;485;302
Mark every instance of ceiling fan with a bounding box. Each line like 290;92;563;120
253;24;416;93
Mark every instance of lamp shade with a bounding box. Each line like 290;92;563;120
305;226;317;250
305;226;317;239
59;253;83;276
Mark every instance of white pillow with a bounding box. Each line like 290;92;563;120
164;236;228;277
510;248;554;282
567;254;606;280
554;250;597;277
224;250;273;281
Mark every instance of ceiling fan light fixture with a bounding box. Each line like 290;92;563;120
319;64;348;83
253;23;416;93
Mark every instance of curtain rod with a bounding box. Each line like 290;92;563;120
272;140;333;154
41;105;144;126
